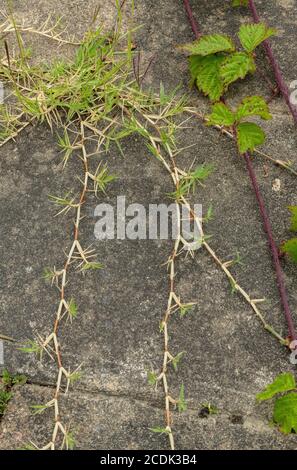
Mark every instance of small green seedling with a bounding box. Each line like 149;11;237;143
200;402;219;416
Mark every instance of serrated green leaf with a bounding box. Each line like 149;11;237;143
183;34;235;56
232;0;248;6
237;122;265;153
236;96;272;121
190;54;225;101
273;392;297;434
189;55;202;82
206;102;235;126
238;23;277;53
288;206;297;232
178;384;187;412
220;52;256;87
281;238;297;262
256;373;296;401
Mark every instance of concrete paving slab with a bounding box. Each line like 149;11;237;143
1;384;297;450
0;0;297;450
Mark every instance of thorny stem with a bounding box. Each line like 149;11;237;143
38;121;93;450
183;0;297;345
136;106;287;448
202;241;286;345
243;152;297;342
152;139;287;347
126;113;177;450
248;0;297;125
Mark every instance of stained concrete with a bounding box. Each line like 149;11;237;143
1;0;297;450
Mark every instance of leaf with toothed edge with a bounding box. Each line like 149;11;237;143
206;102;235;126
238;23;277;53
273;393;297;434
182;34;235;56
288;206;297;232
190;54;225;101
232;0;248;6
281;238;297;263
236;96;272;121
220;52;256;87
237;122;265;153
256;373;296;401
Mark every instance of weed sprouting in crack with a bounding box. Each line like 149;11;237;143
0;369;27;418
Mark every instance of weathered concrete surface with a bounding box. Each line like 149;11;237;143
1;0;297;450
1;384;297;450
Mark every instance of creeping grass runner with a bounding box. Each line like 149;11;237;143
0;2;290;450
0;4;185;449
0;3;197;450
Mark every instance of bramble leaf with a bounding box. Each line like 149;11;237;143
189;55;202;82
236;96;272;121
237;122;265;153
183;34;235;56
256;373;296;401
273;392;297;434
238;23;276;53
190;55;225;101
281;238;297;262
232;0;248;6
220;52;256;87
206;102;235;126
288;206;297;232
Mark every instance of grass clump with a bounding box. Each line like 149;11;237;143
0;369;27;416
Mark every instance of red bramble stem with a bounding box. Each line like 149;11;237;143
248;0;297;125
182;0;297;342
183;0;201;40
244;152;297;342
